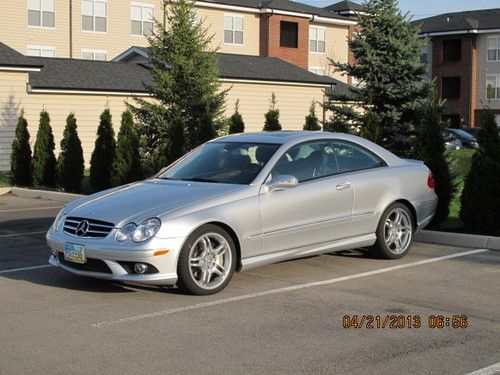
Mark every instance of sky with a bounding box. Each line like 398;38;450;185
300;0;500;19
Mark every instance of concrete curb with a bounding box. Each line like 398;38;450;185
0;187;12;196
415;230;500;251
10;187;84;204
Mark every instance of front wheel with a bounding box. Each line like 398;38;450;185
371;203;414;259
177;225;236;295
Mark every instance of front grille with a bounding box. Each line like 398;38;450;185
63;216;114;238
58;252;112;274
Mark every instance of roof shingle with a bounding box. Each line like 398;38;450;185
413;8;500;34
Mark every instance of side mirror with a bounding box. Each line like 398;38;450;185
266;175;299;192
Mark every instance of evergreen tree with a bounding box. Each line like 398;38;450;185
325;106;353;133
263;93;282;131
196;105;217;145
10;110;32;186
57;113;84;192
129;0;227;172
229;100;245;134
165;108;186;165
460;110;500;235
327;0;429;156
413;92;452;228
90;109;116;191
32;110;57;187
360;110;381;143
112;110;142;186
303;102;321;131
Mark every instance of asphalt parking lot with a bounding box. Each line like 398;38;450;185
0;193;499;375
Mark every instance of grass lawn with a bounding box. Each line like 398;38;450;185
0;171;11;188
440;149;475;232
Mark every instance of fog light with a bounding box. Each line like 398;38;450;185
134;263;148;274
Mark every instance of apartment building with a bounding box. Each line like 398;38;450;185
0;1;357;170
415;8;500;127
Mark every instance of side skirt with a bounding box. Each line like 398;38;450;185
240;233;376;271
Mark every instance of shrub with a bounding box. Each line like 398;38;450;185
90;109;116;191
413;93;453;228
460;109;500;235
112;111;142;186
32;110;57;187
229;100;245;134
166;109;186;165
57;113;84;192
303;102;321;131
263;93;282;131
10;110;32;186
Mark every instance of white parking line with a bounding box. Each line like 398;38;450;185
91;248;489;328
466;362;500;375
0;264;51;274
0;206;62;213
0;230;47;238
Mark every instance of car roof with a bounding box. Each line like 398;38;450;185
215;131;314;144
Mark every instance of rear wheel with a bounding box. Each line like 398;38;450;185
371;203;414;259
177;224;236;295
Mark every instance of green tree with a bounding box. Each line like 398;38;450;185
327;0;429;156
112;110;142;186
229;100;245;134
129;0;227;172
303;102;321;131
10;110;32;186
57;113;84;192
360;110;381;143
32;110;57;187
460;110;500;235
263;93;282;131
413;92;452;228
90;109;116;191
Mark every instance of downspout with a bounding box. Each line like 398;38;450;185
163;0;168;29
69;0;73;58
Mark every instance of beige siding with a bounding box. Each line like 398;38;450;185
476;34;500;110
197;7;260;56
0;0;70;57
308;22;349;83
223;82;325;132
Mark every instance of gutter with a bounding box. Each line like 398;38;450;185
419;29;479;37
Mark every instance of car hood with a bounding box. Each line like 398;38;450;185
65;179;244;227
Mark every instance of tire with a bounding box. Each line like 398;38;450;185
371;202;414;259
177;224;237;295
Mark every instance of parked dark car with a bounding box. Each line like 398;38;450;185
463;127;500;138
442;131;462;150
444;129;479;149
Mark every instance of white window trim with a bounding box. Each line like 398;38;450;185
27;44;56;57
224;13;244;46
309;25;326;54
309;66;326;75
81;0;108;34
486;74;500;100
27;0;56;29
486;36;500;63
81;48;108;60
130;2;155;37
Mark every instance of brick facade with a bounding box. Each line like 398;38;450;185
260;14;309;70
431;35;478;127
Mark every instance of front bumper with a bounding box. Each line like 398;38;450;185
46;230;184;286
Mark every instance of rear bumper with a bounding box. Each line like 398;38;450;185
413;194;438;232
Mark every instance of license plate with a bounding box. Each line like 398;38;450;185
64;244;86;264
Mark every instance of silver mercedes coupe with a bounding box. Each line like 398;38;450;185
47;132;437;295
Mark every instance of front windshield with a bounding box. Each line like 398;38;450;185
452;129;476;140
160;142;280;185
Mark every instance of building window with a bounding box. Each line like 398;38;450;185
487;37;500;62
280;21;298;48
309;67;325;75
28;0;55;28
224;15;243;45
487;75;500;100
82;0;107;32
310;27;325;53
131;3;154;36
81;49;107;61
442;77;461;99
27;45;55;57
442;39;461;62
420;46;429;64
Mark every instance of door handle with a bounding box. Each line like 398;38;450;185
336;182;351;191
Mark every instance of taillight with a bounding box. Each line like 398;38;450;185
427;171;435;189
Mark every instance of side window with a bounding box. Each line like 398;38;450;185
272;141;338;183
332;141;385;173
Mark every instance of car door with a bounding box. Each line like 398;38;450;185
331;140;389;237
258;140;354;255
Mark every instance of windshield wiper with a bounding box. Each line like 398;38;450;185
181;177;221;183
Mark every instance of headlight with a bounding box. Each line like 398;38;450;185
52;210;66;231
116;218;161;243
